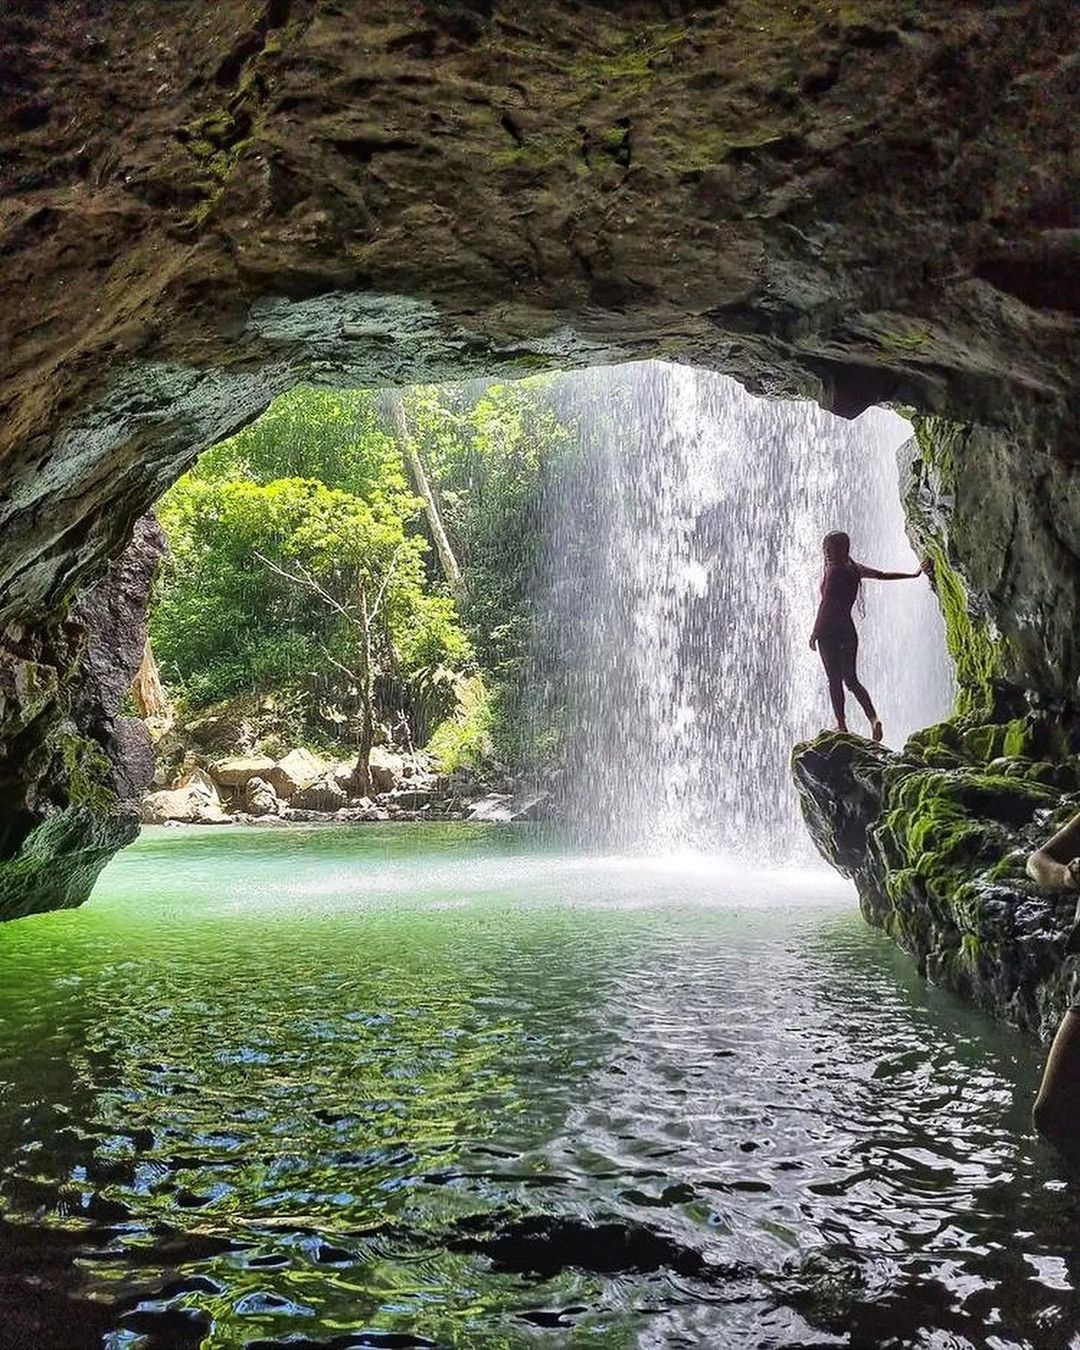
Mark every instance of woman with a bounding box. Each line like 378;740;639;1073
809;531;927;741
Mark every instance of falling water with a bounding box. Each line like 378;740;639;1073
528;361;954;857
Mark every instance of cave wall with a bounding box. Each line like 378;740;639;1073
0;517;163;920
0;0;1078;916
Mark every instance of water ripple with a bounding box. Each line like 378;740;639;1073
0;825;1071;1348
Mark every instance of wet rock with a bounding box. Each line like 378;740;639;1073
0;516;162;919
792;728;1080;1038
242;776;281;818
291;775;347;813
69;513;167;810
467;789;551;822
368;747;405;794
0;806;139;922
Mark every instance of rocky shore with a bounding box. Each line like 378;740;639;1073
141;744;548;829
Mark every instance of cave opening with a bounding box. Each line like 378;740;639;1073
138;358;954;855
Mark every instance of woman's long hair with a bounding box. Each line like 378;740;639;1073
822;531;866;616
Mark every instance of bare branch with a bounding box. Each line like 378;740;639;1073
368;542;404;625
254;550;354;624
319;645;356;683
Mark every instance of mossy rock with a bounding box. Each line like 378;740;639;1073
0;806;137;921
793;729;1079;1038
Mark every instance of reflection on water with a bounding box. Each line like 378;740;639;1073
0;825;1073;1348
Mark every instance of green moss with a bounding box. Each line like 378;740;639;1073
585;21;689;81
904;417;997;720
1002;718;1032;758
177;17;295;230
912;414;966;481
960;931;981;960
875;766;1052;912
924;539;1003;719
59;731;118;814
878;326;934;355
491;132;577;171
904;719;964;766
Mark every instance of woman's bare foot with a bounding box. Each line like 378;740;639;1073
871;718;884;743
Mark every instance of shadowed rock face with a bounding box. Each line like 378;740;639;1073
0;1;1078;918
2;1;1078;619
0;516;162;919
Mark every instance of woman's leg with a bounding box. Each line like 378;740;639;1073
818;641;847;729
840;637;880;734
1033;1010;1080;1158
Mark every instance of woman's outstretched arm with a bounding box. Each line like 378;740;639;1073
857;562;925;581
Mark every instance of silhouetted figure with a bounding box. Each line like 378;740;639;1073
1028;812;1080;1156
809;531;927;741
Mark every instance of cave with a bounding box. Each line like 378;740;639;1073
5;4;1080;1341
2;1;1079;1018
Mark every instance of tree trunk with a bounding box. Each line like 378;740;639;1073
131;637;171;721
351;577;375;797
388;392;465;603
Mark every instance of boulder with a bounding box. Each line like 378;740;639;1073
368;747;405;794
291;775;347;813
140;768;228;825
242;776;281;818
266;748;324;800
209;755;276;789
467;789;551;823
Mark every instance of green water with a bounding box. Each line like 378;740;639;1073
0;824;1075;1349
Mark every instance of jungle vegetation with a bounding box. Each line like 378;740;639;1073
151;377;572;778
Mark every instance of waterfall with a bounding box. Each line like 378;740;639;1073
528;361;954;857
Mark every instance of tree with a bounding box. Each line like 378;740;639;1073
152;474;471;753
131;638;172;723
255;545;403;795
385;390;465;603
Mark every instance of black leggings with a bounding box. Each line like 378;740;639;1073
818;635;877;726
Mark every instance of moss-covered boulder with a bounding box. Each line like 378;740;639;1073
793;730;1080;1039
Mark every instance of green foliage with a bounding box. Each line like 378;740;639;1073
153;378;574;764
153;390;473;727
404;377;570;678
197;388;412;504
426;676;495;773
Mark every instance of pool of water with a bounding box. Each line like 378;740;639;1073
0;823;1074;1349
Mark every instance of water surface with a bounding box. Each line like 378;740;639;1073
0;825;1074;1349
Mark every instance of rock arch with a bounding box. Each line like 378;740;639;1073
1;0;1078;915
